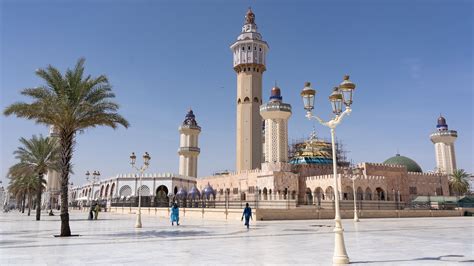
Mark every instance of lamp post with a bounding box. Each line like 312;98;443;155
85;170;100;204
85;171;90;205
130;152;151;228
300;75;356;265
349;167;363;222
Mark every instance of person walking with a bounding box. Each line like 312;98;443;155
88;204;94;220
241;203;252;229
93;203;100;220
170;202;180;226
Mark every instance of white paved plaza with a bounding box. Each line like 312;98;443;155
0;210;472;265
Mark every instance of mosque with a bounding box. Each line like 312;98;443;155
64;9;458;210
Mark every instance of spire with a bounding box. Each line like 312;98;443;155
245;7;255;24
182;109;199;127
269;86;282;102
437;114;448;131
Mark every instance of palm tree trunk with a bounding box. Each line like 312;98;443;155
59;130;74;236
36;173;43;221
27;191;31;216
22;193;26;213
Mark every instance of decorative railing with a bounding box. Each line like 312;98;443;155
259;103;292;112
178;147;201;153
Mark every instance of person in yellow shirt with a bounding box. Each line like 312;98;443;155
94;203;100;220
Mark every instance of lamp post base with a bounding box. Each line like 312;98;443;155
135;214;142;228
333;255;350;265
333;220;350;265
354;212;360;222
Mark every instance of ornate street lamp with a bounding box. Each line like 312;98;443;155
339;75;355;107
329;87;343;115
85;171;91;205
130;152;137;165
85;170;100;203
300;74;356;265
130;151;151;228
300;82;316;112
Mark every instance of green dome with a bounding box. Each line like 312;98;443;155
383;154;423;173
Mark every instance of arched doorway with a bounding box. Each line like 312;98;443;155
156;185;169;207
325;186;334;200
376;187;385;201
138;185;151;207
343;186;353;200
356;187;364;200
314;187;324;206
305;188;313;205
263;187;268;200
365;187;372;200
110;183;115;198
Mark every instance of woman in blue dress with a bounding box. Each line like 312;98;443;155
170;202;180;226
241;203;252;229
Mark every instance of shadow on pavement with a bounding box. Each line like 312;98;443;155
100;230;210;239
352;254;468;264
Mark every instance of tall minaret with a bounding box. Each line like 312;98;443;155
230;8;269;171
430;115;458;175
178;109;201;178
260;86;292;163
46;125;61;208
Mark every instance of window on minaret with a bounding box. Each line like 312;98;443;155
248;46;250;50
259;47;262;51
242;47;245;50
254;46;256;50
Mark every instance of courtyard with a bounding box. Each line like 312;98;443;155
0;211;472;265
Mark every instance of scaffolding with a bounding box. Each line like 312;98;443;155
288;130;349;166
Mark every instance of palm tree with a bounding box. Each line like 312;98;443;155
7;175;27;213
449;169;470;196
8;175;45;216
4;58;129;236
9;135;59;221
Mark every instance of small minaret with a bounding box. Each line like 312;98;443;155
178;109;201;178
260;86;292;163
430;115;458;175
231;8;269;171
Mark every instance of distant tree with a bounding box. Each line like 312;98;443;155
8;174;46;216
7;176;27;213
449;169;470;196
9;135;59;220
4;58;129;236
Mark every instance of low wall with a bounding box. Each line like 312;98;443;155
255;208;465;220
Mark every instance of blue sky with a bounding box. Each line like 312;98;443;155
1;0;472;187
